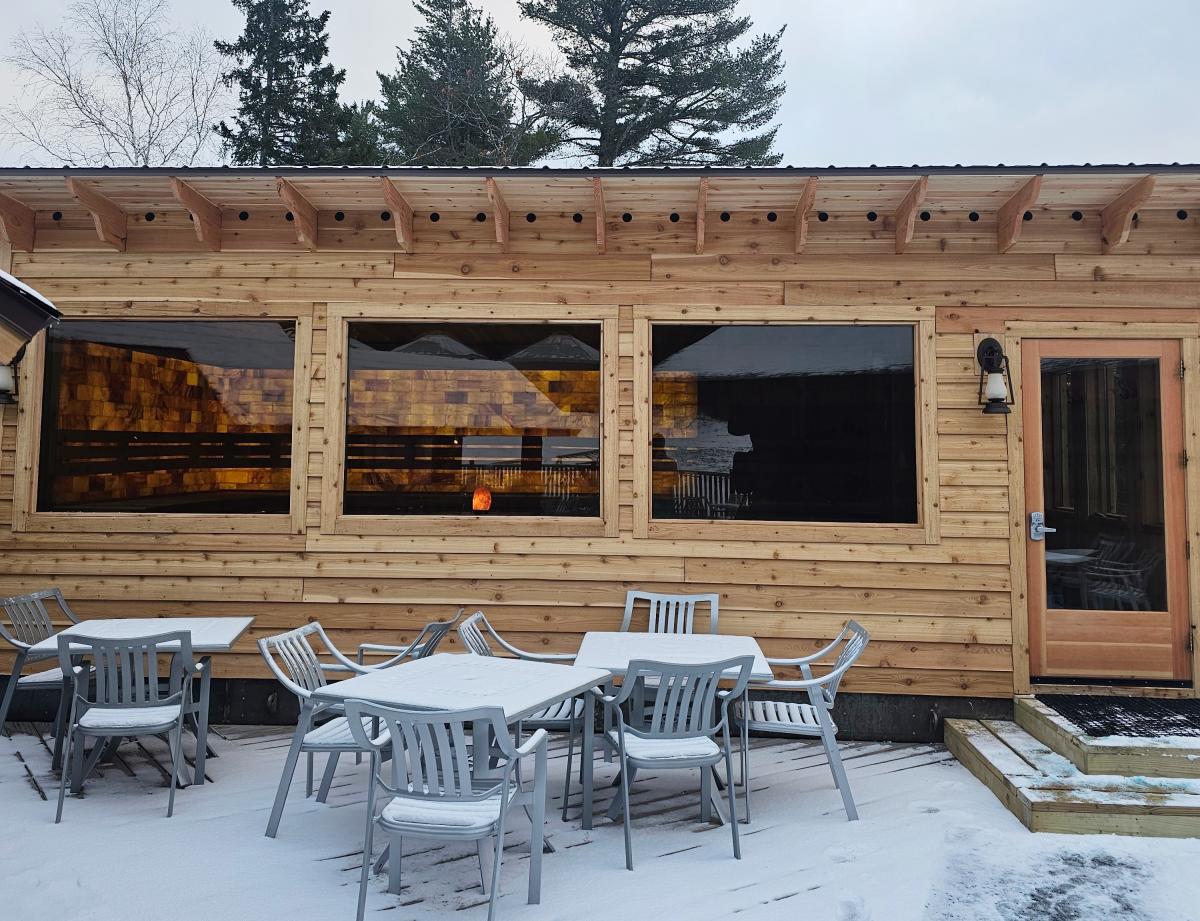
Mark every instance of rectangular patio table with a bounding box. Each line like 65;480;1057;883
29;616;254;789
572;631;773;829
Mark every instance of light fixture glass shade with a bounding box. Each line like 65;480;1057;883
984;371;1008;402
0;364;14;403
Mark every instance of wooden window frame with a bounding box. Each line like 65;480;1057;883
322;303;619;538
632;305;940;545
13;305;313;536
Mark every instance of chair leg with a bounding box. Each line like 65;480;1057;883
487;817;507;921
724;743;742;859
386;834;403;895
55;724;74;824
822;731;858;821
561;718;576;822
356;773;378;921
699;766;712;824
619;755;634;871
741;715;752;824
317;752;340;803
305;751;314;797
265;723;307;838
0;650;27;737
476;838;489;894
166;724;183;818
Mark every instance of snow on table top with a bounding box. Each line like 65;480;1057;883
312;653;610;721
28;617;254;654
575;631;773;681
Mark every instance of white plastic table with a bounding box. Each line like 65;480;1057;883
30;616;254;788
573;631;773;829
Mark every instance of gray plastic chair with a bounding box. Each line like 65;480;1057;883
356;609;463;668
596;655;754;870
258;622;389;837
734;621;870;821
619;590;719;634
345;699;549;921
55;630;199;823
0;588;81;739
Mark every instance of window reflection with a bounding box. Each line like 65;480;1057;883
651;325;918;523
343;323;601;517
38;320;296;513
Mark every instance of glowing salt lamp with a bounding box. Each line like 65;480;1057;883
472;486;492;513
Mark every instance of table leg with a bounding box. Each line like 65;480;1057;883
192;656;212;784
581;691;595;830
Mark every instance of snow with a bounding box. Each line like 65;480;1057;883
3;728;1200;921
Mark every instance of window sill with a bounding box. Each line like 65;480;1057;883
328;514;613;538
644;519;937;544
16;513;299;535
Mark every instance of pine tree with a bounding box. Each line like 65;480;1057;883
519;0;786;167
376;0;561;166
332;102;387;166
214;0;348;165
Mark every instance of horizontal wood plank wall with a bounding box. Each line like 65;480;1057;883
3;214;1199;701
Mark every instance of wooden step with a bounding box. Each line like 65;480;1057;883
1015;697;1200;779
945;718;1200;837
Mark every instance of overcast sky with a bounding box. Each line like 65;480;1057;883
1;0;1197;167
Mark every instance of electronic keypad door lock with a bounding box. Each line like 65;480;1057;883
1030;511;1056;542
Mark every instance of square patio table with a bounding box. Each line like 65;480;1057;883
573;631;773;829
29;616;254;789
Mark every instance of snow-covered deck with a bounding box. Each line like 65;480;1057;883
3;725;1199;920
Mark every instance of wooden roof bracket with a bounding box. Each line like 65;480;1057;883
793;177;818;253
170;178;222;252
996;175;1043;253
486;178;510;253
0;191;35;252
380;178;415;254
696;177;709;255
277;179;318;250
1100;174;1156;253
65;178;126;251
593;177;606;254
894;176;929;254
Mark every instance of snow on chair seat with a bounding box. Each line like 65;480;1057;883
78;704;183;733
606;731;721;762
304;715;390;748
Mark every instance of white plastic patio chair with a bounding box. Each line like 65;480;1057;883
734;621;870;821
596;655;754;870
259;622;389;837
55;630;200;823
619;590;719;634
0;588;81;742
345;698;549;921
356;609;463;668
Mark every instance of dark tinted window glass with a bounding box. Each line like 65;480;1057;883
652;324;917;523
38;320;295;513
344;323;601;517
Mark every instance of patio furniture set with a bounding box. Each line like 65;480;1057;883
0;587;870;921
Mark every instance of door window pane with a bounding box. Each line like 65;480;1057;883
1040;357;1167;610
343;323;601;516
651;325;918;522
38;320;295;513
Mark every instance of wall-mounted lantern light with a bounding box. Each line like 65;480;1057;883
0;364;15;404
976;337;1013;415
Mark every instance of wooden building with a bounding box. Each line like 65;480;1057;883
1;164;1198;734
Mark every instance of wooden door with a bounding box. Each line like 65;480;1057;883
1023;339;1191;682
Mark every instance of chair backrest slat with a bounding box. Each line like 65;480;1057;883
259;623;329;697
630;656;752;739
457;611;495;657
620;591;719;635
60;631;192;710
2;588;76;647
822;621;871;705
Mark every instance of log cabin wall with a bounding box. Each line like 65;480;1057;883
1;168;1198;707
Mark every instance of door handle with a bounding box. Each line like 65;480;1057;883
1030;511;1056;542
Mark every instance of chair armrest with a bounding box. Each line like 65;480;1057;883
485;625;575;663
514;728;549;758
765;626;851;668
0;620;30;652
356;642;415;669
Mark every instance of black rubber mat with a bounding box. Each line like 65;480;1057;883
1039;694;1200;738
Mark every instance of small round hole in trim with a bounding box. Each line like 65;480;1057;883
1023;210;1034;221
1178;209;1190;221
621;212;632;222
968;211;980;222
285;212;294;222
475;212;487;222
188;214;194;222
1071;210;1083;221
238;211;250;221
525;212;537;223
866;211;878;222
52;211;62;221
334;211;345;222
429;212;441;222
1132;212;1140;222
380;211;391;222
817;211;829;222
144;212;155;222
669;212;680;223
766;211;778;222
719;211;731;222
572;213;583;223
919;211;931;222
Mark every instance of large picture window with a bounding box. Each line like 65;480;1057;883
650;323;918;524
36;320;296;514
342;322;602;517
